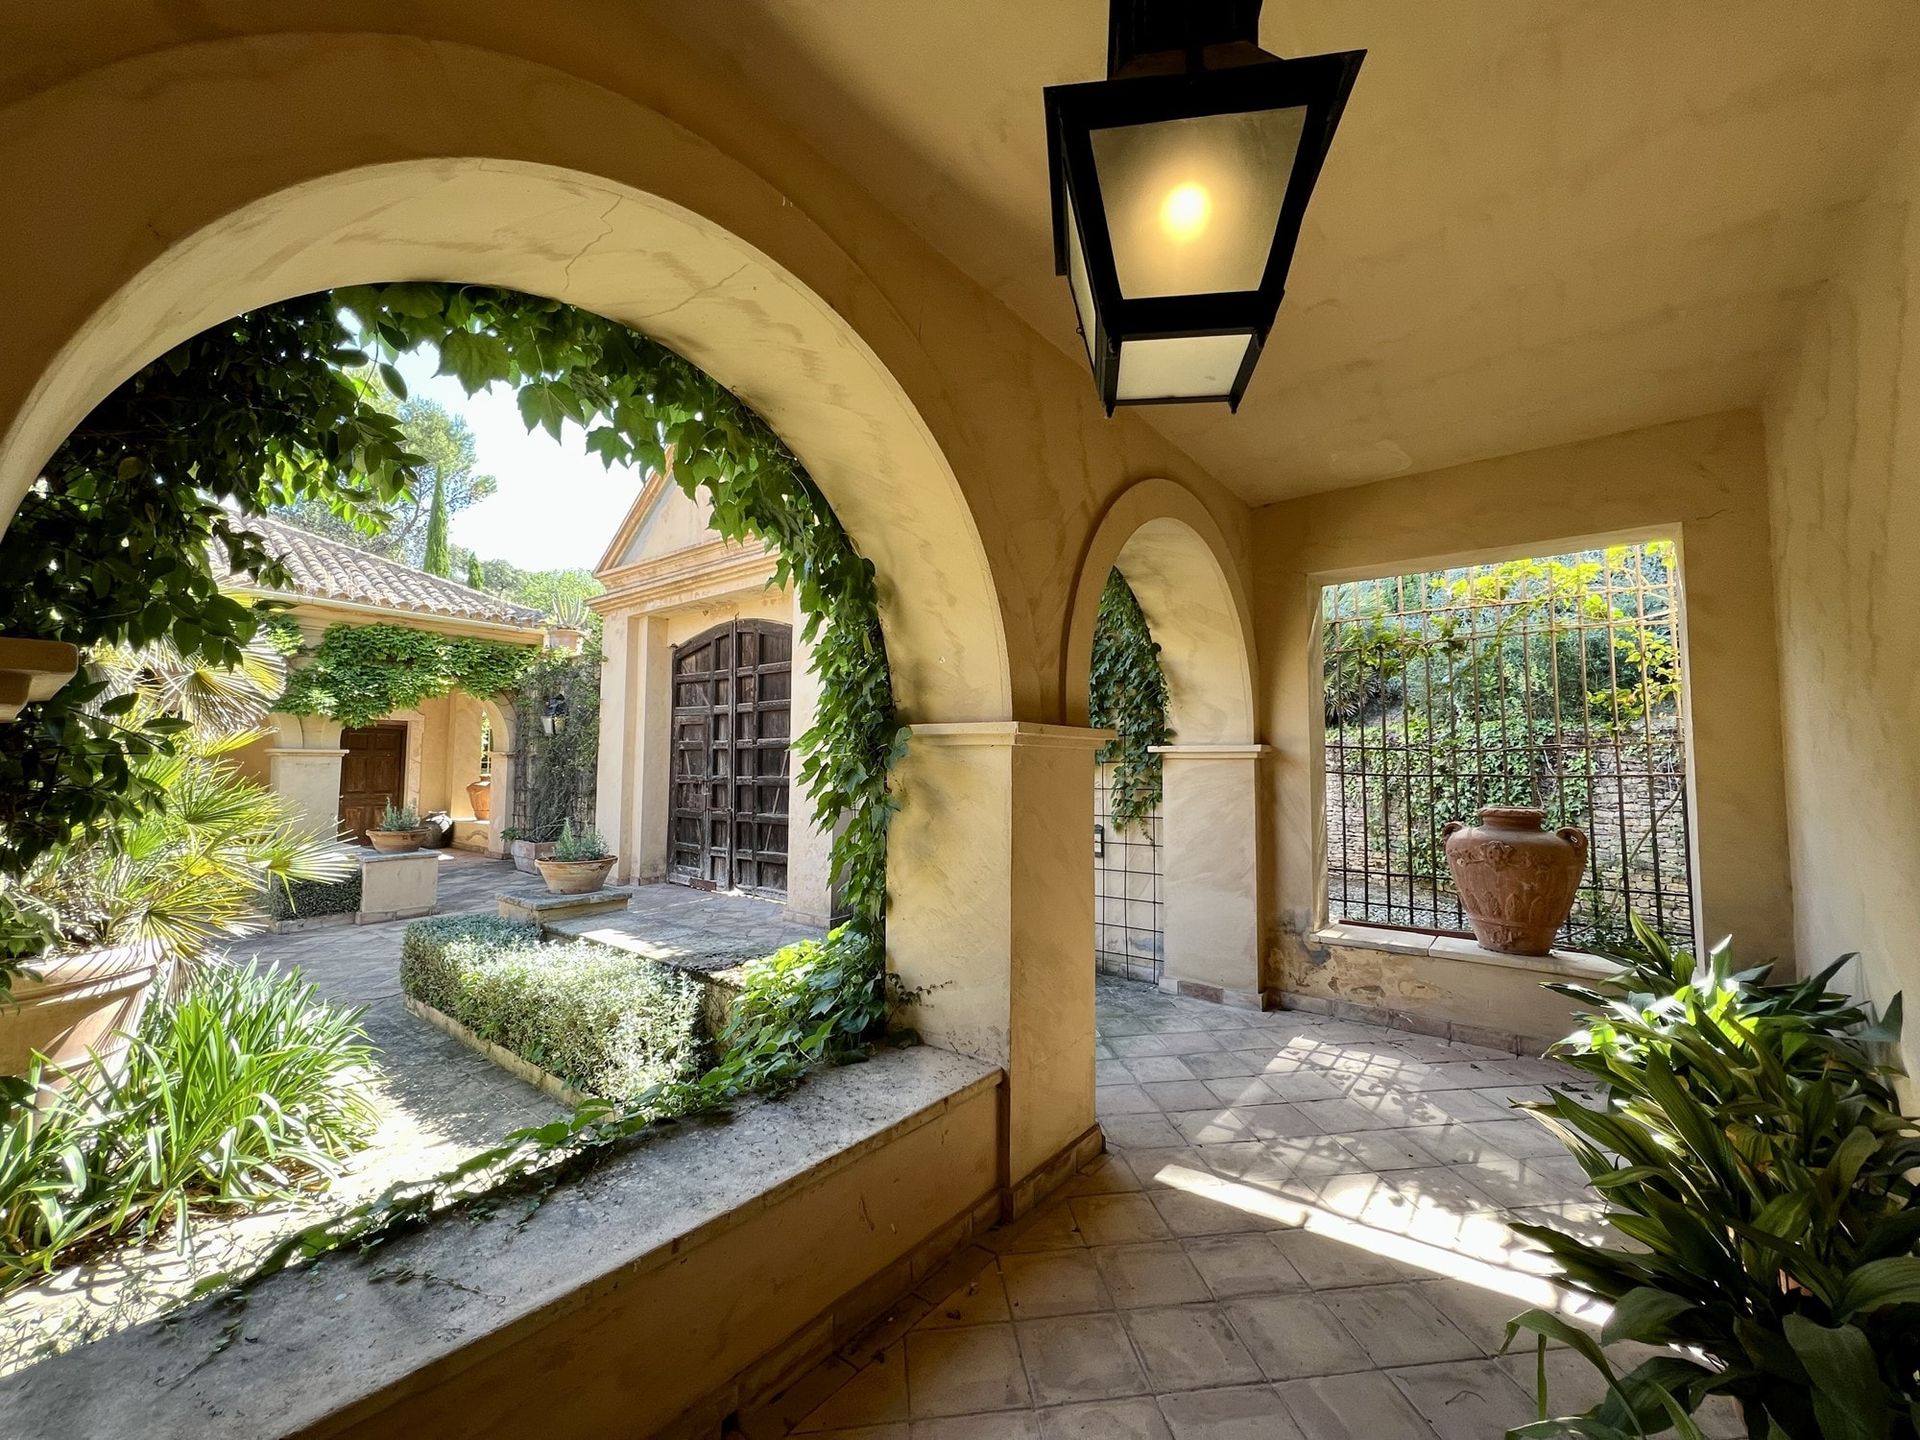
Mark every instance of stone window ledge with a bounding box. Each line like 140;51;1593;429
4;1046;1003;1439
1313;921;1616;980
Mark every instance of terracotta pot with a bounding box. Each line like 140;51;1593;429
1442;807;1588;956
366;828;423;854
510;839;556;874
1;942;163;1082
536;856;617;895
467;779;492;820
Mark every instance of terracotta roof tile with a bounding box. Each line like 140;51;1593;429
221;515;547;629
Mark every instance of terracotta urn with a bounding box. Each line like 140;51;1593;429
536;856;617;895
0;942;163;1082
1442;807;1587;956
366;828;424;854
467;779;492;821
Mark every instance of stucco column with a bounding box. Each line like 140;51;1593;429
266;714;347;840
784;591;837;927
1152;744;1272;1009
888;721;1109;1215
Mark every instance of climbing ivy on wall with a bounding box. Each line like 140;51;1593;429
1;283;898;947
276;623;536;730
1089;570;1172;834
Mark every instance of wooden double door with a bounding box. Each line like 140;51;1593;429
668;619;792;897
338;723;406;841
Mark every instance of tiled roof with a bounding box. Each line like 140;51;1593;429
222;515;547;629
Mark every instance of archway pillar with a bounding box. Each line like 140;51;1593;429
1151;744;1272;1009
888;722;1110;1216
264;711;347;840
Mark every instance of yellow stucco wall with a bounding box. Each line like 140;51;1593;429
1765;113;1920;1075
1253;411;1796;1015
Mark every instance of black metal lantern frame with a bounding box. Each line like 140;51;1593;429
1046;33;1363;413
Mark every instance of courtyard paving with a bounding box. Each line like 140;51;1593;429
751;976;1743;1440
0;850;807;1374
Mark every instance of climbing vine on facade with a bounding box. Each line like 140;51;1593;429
1089;570;1171;833
276;623;536;730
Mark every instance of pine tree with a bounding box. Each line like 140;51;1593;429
421;468;451;577
465;552;485;590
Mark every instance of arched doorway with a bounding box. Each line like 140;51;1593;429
1068;479;1267;1006
668;618;793;898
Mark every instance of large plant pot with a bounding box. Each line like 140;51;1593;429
467;779;492;821
510;839;555;874
1442;807;1588;956
366;828;423;854
1;942;163;1082
536;857;617;895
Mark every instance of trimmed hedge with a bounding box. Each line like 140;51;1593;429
268;871;363;922
399;916;708;1099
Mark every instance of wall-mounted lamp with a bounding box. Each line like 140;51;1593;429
540;693;570;738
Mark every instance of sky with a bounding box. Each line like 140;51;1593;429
394;348;647;573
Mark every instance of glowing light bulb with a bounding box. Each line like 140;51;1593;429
1159;182;1212;243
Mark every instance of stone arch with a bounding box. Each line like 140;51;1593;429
1065;479;1267;1007
0;33;1011;726
1064;478;1257;745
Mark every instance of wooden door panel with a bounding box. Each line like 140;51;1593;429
668;619;792;897
338;723;406;842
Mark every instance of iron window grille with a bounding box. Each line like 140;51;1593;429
1321;541;1695;954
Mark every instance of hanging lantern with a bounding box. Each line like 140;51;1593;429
1045;0;1364;412
541;692;570;738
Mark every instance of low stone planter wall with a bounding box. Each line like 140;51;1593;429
404;995;590;1107
271;848;439;932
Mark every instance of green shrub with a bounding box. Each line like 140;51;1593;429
377;801;419;831
268;870;363;921
1504;919;1920;1437
0;959;377;1293
400;916;706;1098
550;818;612;861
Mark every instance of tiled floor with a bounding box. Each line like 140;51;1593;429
753;977;1742;1440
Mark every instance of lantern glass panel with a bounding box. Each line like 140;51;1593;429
1114;332;1255;402
1089;105;1306;298
1065;190;1098;365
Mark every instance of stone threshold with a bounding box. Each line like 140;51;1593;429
404;995;592;1107
0;1047;1003;1440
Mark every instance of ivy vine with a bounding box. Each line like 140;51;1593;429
1089;569;1172;833
277;623;537;730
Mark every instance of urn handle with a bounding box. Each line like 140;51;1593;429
1556;826;1589;851
1442;819;1466;838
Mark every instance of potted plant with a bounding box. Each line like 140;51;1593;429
501;826;556;874
366;802;424;854
535;820;617;895
466;777;491;820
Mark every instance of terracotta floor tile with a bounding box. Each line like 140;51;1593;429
1069;1193;1172;1246
1034;1397;1172;1439
1276;1370;1440;1440
1318;1285;1480;1367
1182;1233;1306;1299
1092;1241;1211;1309
1220;1295;1371;1381
1122;1305;1264;1392
921;1266;1012;1329
905;1325;1032;1418
1148;1188;1279;1238
1014;1314;1151;1406
796;1347;910;1431
1386;1359;1536;1440
1157;1383;1306;1440
1000;1250;1113;1320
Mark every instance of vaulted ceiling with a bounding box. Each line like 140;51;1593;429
655;0;1920;504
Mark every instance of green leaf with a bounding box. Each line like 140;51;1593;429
377;362;409;400
1783;1315;1890;1440
1834;1256;1920;1319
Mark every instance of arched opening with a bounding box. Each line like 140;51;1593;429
1067;479;1267;1005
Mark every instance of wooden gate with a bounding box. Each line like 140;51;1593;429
338;723;406;841
668;619;792;897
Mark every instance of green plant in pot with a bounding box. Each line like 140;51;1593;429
535;820;616;895
1502;918;1920;1438
366;802;423;854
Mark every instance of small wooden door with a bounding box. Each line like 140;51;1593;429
338;723;406;841
668;619;791;897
